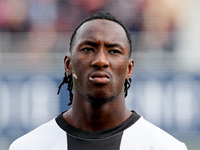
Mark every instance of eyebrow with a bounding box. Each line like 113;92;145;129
105;42;121;48
79;40;99;47
79;40;123;49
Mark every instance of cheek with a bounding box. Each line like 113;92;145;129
71;58;89;86
71;56;84;74
113;60;129;78
71;59;82;80
73;68;85;83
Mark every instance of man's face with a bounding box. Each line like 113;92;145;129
65;19;134;105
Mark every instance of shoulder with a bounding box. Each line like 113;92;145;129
9;118;66;150
121;117;187;150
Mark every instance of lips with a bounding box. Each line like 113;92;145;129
89;71;110;84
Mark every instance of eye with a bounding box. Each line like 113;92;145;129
109;49;122;54
80;48;94;53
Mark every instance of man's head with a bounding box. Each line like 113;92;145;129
58;11;134;106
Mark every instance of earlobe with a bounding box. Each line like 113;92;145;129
126;59;134;79
64;55;72;75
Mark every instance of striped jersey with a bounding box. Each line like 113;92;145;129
9;111;187;150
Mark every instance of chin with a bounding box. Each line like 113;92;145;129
86;94;114;108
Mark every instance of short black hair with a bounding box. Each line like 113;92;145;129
69;11;132;57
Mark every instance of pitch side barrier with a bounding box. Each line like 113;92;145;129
0;73;199;139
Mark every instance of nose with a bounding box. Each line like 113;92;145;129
91;50;109;68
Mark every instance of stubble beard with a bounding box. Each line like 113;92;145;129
86;93;115;108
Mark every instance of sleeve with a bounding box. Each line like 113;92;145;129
9;140;30;150
181;143;188;150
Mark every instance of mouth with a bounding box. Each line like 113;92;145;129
89;71;110;84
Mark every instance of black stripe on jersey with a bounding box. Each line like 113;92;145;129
67;132;123;150
56;110;140;140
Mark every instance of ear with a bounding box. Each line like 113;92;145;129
64;55;72;76
126;59;134;79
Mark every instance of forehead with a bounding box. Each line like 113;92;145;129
73;19;129;47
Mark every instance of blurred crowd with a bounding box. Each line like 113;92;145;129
0;0;180;32
0;0;189;53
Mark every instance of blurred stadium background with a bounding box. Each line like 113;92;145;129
0;0;200;149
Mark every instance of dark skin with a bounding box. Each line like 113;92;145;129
63;19;134;131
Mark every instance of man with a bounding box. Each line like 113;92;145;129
9;11;187;150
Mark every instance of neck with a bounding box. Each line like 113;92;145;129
63;94;132;131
